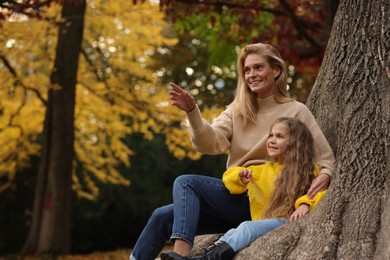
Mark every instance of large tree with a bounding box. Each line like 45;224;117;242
21;0;86;254
159;0;338;67
0;0;179;254
193;0;390;258
151;0;340;113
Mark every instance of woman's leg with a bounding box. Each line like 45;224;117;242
170;174;251;254
173;239;192;256
132;174;251;260
130;204;174;260
219;218;288;252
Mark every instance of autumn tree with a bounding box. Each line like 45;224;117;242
2;0;366;255
20;0;86;253
159;0;338;66
0;0;338;199
152;0;339;106
192;0;390;258
0;0;193;254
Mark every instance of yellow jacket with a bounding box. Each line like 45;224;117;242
222;161;326;220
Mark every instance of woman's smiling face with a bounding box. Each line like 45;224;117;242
244;54;280;98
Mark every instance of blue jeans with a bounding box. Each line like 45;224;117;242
219;218;288;252
130;174;251;260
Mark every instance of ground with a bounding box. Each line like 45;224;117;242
0;246;174;260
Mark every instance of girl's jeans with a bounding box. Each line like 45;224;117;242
130;174;251;260
219;218;288;252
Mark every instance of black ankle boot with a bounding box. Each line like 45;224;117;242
186;241;235;260
160;250;187;260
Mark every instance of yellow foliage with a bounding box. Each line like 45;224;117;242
164;106;225;161
0;1;223;200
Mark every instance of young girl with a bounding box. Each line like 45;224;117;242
160;117;327;260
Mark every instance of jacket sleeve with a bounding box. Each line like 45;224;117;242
222;166;247;194
295;189;327;210
186;106;233;155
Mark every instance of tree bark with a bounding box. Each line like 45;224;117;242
193;0;390;259
22;0;86;254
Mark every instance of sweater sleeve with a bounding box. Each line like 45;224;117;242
186;106;233;155
295;104;335;177
295;190;327;210
222;166;247;194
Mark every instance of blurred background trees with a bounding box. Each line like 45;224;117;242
0;0;336;255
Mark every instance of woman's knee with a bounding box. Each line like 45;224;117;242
174;174;191;186
150;204;173;224
173;174;197;191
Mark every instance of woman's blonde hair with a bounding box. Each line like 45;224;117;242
232;43;292;126
263;117;316;219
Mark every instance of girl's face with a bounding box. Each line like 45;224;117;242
244;54;280;98
267;122;291;163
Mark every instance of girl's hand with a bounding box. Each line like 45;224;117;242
169;82;197;113
289;204;310;222
238;169;252;184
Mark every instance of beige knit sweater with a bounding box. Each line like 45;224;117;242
185;95;335;176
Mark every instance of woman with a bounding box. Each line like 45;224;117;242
129;43;334;260
160;117;327;260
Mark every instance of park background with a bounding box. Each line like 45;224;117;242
3;0;385;259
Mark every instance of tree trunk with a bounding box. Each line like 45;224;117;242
22;0;86;254
193;0;390;259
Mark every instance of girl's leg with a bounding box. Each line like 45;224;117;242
170;174;251;253
130;204;174;260
219;218;288;252
168;219;287;260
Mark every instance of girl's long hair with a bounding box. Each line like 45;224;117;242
231;43;293;126
263;117;316;219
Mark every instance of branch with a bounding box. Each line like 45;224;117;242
0;0;55;19
169;0;288;17
278;0;322;51
162;0;324;58
80;41;170;127
0;53;47;105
